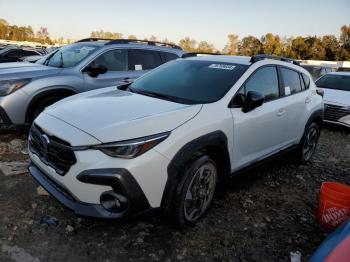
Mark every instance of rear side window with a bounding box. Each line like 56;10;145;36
244;66;280;102
159;52;179;63
128;50;162;70
302;73;311;89
90;49;128;71
280;67;302;95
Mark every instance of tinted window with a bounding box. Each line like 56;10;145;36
129;60;248;104
22;50;39;56
245;66;279;101
281;67;302;95
315;74;350;91
299;74;306;90
302;73;310;89
90;49;127;71
159;52;179;63
6;50;23;58
128;50;162;70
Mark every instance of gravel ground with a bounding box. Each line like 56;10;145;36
0;126;349;262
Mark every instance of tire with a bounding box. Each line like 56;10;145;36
297;122;320;164
29;96;64;124
173;155;217;227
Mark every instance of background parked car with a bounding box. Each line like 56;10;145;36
315;72;350;128
0;46;45;63
300;64;336;80
0;38;185;130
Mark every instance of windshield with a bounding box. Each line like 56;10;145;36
129;59;248;104
315;74;350;91
45;44;98;68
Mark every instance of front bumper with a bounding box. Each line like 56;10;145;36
29;162;151;219
0;106;27;131
324;103;350;128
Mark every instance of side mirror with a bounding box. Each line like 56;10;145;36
83;64;107;78
242;91;264;113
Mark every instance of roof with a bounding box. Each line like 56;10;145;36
186;55;252;65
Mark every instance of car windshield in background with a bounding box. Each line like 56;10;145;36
316;74;350;91
129;59;248;104
45;44;98;68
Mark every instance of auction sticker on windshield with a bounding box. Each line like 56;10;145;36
208;64;236;70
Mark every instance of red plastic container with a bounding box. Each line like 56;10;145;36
318;182;350;230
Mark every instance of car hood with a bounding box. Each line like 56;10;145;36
323;88;350;106
44;86;202;143
0;63;61;80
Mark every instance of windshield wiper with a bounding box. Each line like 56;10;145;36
128;88;183;103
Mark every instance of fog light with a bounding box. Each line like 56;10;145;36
100;192;128;213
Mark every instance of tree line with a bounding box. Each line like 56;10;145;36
1;18;349;61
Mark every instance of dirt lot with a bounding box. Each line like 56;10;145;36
0;127;349;262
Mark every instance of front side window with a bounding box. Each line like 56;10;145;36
46;44;98;68
281;67;302;95
89;49;127;71
128;49;162;71
129;59;248;104
315;74;350;91
244;66;280;101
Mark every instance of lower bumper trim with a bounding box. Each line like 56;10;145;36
28;163;126;219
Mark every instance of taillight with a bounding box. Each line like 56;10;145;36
316;88;324;97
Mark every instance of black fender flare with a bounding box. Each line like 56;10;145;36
160;131;231;212
25;87;76;123
305;108;324;129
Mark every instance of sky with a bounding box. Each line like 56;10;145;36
0;0;349;49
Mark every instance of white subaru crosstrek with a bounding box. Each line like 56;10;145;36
28;55;324;226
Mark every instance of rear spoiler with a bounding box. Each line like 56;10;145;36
181;52;221;58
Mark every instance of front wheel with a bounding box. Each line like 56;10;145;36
297;122;320;164
174;155;217;227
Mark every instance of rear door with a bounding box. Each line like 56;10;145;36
127;49;163;78
278;66;310;142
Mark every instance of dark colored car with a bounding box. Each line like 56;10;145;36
301;64;336;80
0;46;44;63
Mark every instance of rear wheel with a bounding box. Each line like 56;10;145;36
297;122;320;163
173;155;217;227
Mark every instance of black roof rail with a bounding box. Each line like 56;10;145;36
75;38;114;43
105;39;182;50
250;54;300;65
181;52;221;58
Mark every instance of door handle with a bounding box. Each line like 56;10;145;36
277;108;286;117
305;97;311;104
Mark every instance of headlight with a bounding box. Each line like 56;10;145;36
93;132;170;159
0;78;31;96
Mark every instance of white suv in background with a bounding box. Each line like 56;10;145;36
28;55;324;226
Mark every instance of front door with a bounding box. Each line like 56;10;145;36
230;66;289;170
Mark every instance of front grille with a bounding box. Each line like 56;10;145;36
29;124;77;176
324;104;350;122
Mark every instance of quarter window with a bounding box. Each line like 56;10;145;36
244;66;280;102
302;73;310;89
280;68;302;95
90;49;128;71
128;50;162;70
